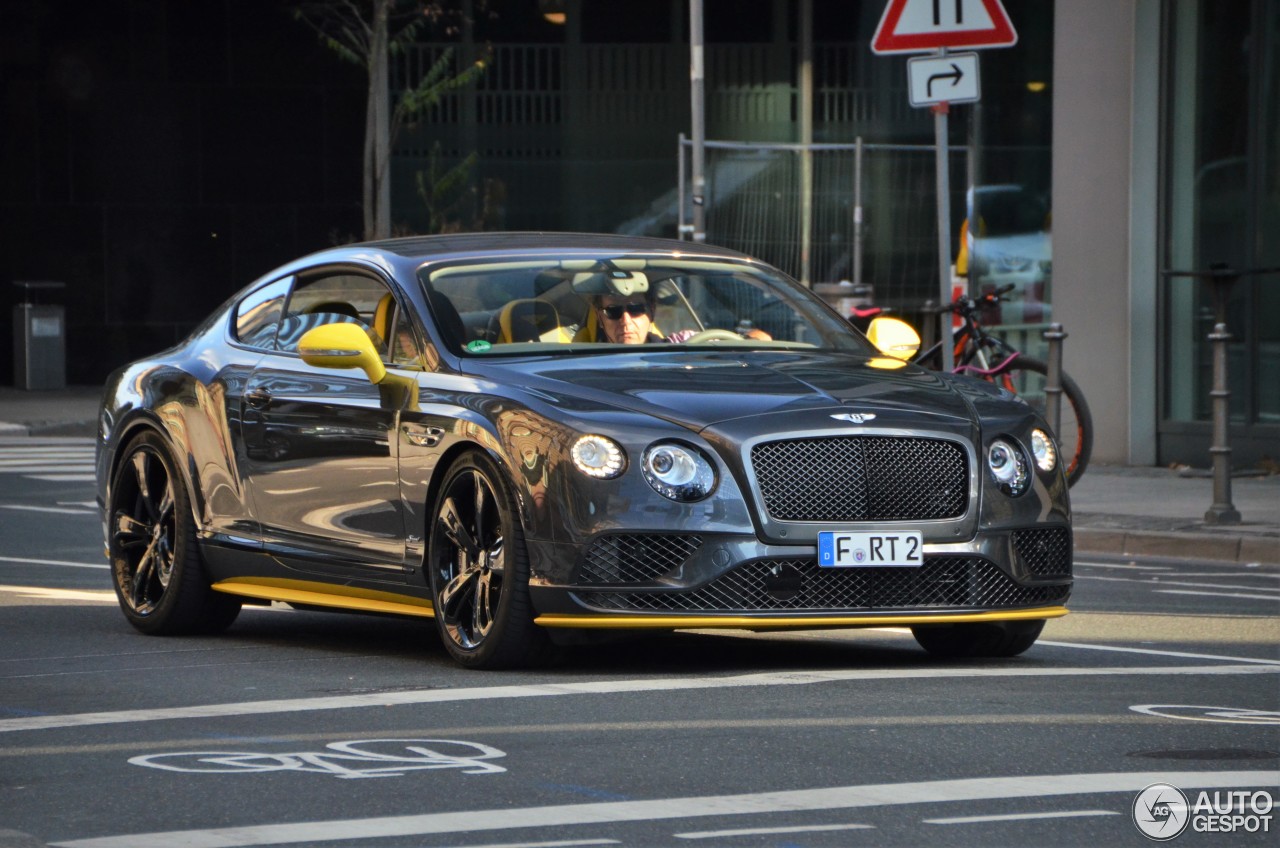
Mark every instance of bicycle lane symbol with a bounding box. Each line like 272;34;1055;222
129;738;507;779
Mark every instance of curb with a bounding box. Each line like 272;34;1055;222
1075;527;1280;566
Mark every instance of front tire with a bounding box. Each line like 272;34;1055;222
911;619;1045;658
107;431;241;635
427;451;552;669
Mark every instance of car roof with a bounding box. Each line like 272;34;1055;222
349;232;757;262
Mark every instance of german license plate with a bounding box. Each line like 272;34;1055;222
817;531;923;567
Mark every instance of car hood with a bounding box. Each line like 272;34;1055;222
475;349;978;432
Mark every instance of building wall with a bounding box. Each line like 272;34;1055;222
0;0;365;385
1051;0;1141;466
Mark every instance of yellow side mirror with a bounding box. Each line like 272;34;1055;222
298;323;387;385
865;316;921;361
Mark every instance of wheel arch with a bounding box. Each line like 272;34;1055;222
107;410;207;532
421;438;532;540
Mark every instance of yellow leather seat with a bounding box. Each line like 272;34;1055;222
497;299;571;344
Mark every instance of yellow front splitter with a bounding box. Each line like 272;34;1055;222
534;606;1068;630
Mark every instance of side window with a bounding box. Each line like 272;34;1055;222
275;272;402;359
384;300;426;368
233;277;292;350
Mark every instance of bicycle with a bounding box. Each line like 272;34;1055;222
856;285;1093;487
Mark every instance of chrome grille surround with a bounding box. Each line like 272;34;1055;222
750;435;969;522
578;534;704;584
1013;527;1073;577
576;556;1068;612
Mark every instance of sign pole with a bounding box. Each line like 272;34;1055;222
870;0;1019;373
689;0;707;243
933;88;954;372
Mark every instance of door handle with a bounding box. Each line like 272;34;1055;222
244;389;272;409
403;424;445;447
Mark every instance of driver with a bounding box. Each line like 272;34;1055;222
596;291;675;344
595;290;771;345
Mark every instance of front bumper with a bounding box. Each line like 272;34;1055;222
527;525;1072;627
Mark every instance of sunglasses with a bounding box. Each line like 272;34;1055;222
599;302;649;320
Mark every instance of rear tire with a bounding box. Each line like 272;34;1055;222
912;619;1045;658
108;431;241;635
991;355;1093;487
427;451;554;669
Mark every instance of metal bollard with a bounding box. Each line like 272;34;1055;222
1043;323;1066;438
1204;322;1241;524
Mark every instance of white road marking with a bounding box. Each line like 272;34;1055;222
1037;640;1280;666
0;555;108;569
1154;589;1280;602
4;664;1277;734
1075;575;1279;593
0;586;115;603
924;809;1120;824
0;461;94;470
1174;571;1279;578
1130;705;1280;725
48;771;1279;848
0;443;96;482
675;823;874;838
1074;561;1172;571
0;504;96;515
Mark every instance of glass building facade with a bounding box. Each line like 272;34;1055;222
1161;0;1279;466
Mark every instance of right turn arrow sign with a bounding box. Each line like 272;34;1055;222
907;52;981;107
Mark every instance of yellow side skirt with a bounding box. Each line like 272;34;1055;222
212;577;435;619
534;606;1068;630
208;577;1066;632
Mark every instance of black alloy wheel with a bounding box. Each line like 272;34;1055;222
428;451;551;669
108;431;240;635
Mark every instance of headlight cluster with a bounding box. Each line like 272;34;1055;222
987;428;1058;497
570;435;625;479
1030;428;1057;472
987;439;1029;496
641;443;717;502
570;435;717;501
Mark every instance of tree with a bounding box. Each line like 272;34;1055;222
292;0;486;240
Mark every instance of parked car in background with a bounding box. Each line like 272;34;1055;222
961;184;1053;324
96;233;1073;669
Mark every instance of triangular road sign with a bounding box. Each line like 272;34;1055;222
872;0;1018;54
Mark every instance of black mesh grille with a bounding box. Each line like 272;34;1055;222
751;436;968;522
577;557;1068;612
1013;527;1073;577
578;534;704;584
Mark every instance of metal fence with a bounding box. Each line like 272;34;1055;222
678;137;969;307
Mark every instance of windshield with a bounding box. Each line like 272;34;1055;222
419;256;874;357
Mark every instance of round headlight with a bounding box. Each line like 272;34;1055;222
642;443;716;501
571;434;625;479
1031;428;1057;473
987;438;1030;496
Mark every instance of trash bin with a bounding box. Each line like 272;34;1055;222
12;281;67;390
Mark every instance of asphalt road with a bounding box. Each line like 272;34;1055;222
1;437;1277;848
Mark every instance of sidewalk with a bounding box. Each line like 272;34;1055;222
1;384;1276;565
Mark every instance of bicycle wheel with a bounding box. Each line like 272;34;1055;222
988;355;1093;487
